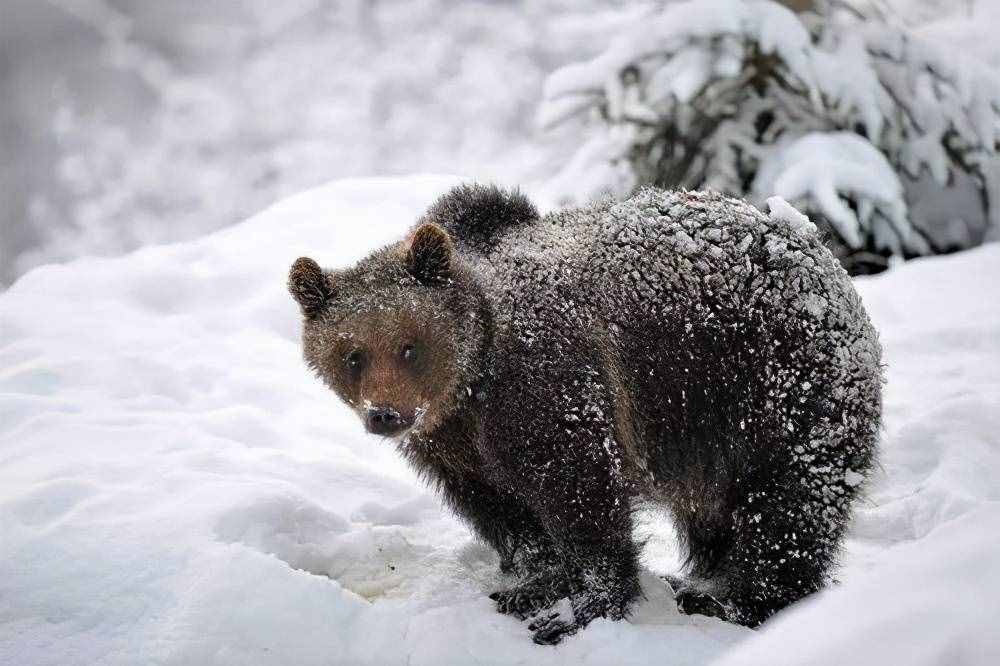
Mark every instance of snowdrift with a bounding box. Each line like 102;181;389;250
1;176;998;665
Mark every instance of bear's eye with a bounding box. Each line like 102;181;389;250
344;349;366;373
400;343;418;363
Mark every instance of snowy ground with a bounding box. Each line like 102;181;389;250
1;176;998;665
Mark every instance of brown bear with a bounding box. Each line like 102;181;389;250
288;184;882;644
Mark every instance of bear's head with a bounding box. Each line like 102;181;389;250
289;223;486;440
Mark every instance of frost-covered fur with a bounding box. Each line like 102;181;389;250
290;183;882;644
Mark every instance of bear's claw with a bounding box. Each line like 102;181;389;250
529;613;579;645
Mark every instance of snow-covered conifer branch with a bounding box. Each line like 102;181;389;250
539;0;1000;273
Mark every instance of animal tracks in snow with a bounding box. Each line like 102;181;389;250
214;493;485;601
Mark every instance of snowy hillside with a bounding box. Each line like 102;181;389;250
1;177;998;665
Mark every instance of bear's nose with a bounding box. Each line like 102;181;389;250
365;406;410;436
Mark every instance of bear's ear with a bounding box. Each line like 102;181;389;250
288;257;333;318
406;223;453;284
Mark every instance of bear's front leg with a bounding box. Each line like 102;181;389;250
481;355;642;644
419;447;573;618
432;471;550;574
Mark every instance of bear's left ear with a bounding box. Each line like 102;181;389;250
406;223;453;284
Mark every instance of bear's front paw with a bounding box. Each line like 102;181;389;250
528;613;579;645
490;581;564;620
528;582;637;645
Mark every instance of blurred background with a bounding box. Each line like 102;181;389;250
2;0;997;287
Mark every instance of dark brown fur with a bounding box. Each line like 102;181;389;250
289;184;882;644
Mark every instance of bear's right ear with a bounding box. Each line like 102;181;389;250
288;257;333;318
406;223;453;284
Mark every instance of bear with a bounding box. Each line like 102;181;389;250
288;183;882;644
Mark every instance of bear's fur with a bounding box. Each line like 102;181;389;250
289;184;882;644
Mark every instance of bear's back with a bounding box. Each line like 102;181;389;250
427;184;876;378
445;187;844;324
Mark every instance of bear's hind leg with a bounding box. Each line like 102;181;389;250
719;478;846;626
666;508;736;620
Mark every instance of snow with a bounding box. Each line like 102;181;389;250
913;1;1000;70
766;196;815;238
2;176;999;664
753;133;913;252
542;1;814;110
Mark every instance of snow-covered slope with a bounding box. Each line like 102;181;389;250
1;177;998;665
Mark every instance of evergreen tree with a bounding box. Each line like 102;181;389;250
539;0;1000;273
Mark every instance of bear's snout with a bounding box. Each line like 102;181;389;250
365;406;414;437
